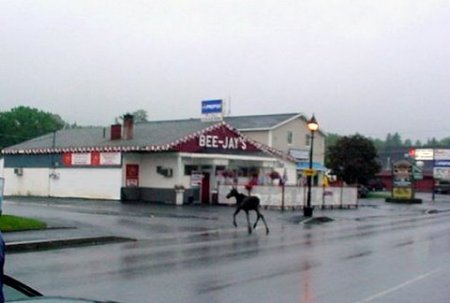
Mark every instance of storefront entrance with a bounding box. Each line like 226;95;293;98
201;172;210;204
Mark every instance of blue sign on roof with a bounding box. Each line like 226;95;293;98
434;160;450;167
202;99;223;114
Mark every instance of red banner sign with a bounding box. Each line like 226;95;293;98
62;152;121;166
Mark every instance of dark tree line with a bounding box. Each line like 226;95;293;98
0;106;66;150
325;131;450;185
327;132;450;151
0;107;150;150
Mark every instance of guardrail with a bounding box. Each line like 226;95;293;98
218;184;358;210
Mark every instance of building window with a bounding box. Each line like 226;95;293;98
305;134;311;146
237;166;259;177
287;131;293;145
184;165;199;176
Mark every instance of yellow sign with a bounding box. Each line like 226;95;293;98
304;169;316;176
323;175;329;187
393;187;413;199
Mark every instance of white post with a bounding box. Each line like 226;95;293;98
175;189;184;205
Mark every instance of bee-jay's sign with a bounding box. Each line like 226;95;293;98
199;135;247;150
172;124;260;153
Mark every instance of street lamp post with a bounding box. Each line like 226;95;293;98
304;114;319;217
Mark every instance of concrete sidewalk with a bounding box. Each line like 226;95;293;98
6;235;135;253
3;224;136;253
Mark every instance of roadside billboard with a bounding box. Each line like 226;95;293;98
412;148;434;161
434;149;450;160
433;150;450;180
434;160;450;180
392;160;414;200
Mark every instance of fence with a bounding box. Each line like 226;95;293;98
217;184;358;210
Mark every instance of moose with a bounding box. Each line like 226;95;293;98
226;187;269;235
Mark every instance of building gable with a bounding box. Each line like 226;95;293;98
170;123;261;153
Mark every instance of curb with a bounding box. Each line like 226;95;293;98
6;236;136;253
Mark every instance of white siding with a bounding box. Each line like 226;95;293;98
3;167;122;200
49;168;122;199
123;153;185;188
4;168;50;197
140;155;179;188
240;117;326;165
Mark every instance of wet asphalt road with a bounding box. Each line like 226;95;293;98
3;193;450;303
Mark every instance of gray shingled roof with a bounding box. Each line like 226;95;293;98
2;113;304;156
224;113;303;130
2;119;216;153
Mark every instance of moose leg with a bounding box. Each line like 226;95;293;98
245;211;252;234
253;211;260;229
233;208;240;227
256;210;269;235
259;213;269;235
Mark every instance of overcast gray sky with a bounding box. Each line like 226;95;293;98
1;0;450;142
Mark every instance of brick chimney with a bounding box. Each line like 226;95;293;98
110;124;122;140
123;114;134;140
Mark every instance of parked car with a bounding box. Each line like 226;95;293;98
4;275;119;303
434;180;450;194
357;185;369;198
367;178;385;191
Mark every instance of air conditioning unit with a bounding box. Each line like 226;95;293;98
14;167;23;176
49;172;60;179
157;166;173;178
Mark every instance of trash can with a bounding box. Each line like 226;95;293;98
212;189;218;204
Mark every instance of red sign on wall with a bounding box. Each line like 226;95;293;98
91;152;101;166
126;164;139;187
62;152;121;166
62;153;73;166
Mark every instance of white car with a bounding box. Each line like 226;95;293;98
4;275;119;303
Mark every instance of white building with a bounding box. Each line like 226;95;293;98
1;113;325;204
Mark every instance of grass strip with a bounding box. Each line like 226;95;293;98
0;215;47;232
367;191;391;199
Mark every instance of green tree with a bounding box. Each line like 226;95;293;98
424;137;440;147
370;137;385;151
326;134;381;185
0;106;65;149
440;137;450;146
385;132;403;149
325;133;341;149
114;109;149;124
132;109;149;124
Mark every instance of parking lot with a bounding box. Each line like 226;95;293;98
3;193;450;303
